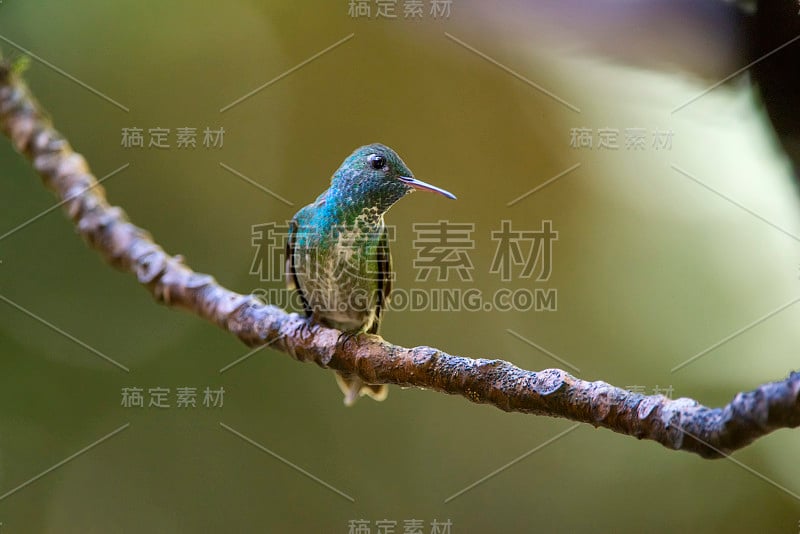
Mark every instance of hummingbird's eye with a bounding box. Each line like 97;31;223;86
368;154;386;170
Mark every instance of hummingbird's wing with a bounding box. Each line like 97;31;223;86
285;218;311;317
369;226;392;335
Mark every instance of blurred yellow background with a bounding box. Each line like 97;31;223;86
0;1;799;532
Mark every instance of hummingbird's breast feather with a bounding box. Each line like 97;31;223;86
292;207;386;332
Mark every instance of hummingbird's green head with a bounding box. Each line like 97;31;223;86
330;143;456;214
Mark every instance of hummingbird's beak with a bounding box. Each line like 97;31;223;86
399;176;457;199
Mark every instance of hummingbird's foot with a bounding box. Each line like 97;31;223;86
336;330;360;349
293;319;314;340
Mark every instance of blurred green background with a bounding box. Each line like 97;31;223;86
1;1;799;532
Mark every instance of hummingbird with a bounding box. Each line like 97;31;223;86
285;143;456;405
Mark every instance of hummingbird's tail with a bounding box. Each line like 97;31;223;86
335;373;388;406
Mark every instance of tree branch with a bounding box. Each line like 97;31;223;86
2;59;798;459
